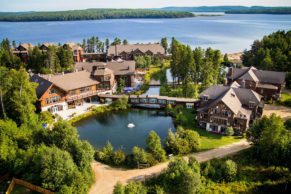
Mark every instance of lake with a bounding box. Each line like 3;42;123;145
0;14;291;53
75;109;175;153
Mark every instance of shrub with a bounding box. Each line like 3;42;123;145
201;159;237;183
146;131;166;162
223;160;238;182
110;97;128;111
225;127;234;136
112;150;126;166
124;182;147;194
179;130;200;152
113;182;124;194
175;112;187;125
163;157;201;194
95;141;114;163
132;146;148;166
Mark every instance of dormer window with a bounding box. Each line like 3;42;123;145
49;89;56;94
249;101;255;109
202;95;209;101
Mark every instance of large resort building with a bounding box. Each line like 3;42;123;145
226;66;285;100
197;85;264;134
107;43;166;60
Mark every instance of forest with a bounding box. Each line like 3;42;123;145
0;9;194;22
242;30;291;72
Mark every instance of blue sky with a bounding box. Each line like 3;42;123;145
1;0;291;12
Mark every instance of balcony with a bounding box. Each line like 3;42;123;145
66;90;103;102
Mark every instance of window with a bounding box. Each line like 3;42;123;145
149;98;157;103
49;89;56;94
50;96;61;103
70;90;77;95
249;102;255;109
45;98;49;104
80;87;91;93
202;95;209;101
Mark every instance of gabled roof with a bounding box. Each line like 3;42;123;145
41;71;99;92
198;85;262;115
30;74;53;99
18;43;34;51
75;61;136;76
230;66;285;84
108;43;165;56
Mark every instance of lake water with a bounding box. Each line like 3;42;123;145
75;109;175;153
0;14;291;53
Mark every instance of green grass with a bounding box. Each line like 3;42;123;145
179;109;242;151
277;93;291;107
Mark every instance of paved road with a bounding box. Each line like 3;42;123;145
89;139;251;194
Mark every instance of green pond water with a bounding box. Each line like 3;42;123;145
75;109;175;153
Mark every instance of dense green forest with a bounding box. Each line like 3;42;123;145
242;30;291;72
0;9;194;22
226;8;291;14
160;6;291;14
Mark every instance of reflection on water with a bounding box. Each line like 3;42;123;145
75;109;175;153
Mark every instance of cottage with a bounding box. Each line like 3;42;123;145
197;85;264;134
227;66;285;100
64;42;84;62
107;43;165;60
13;43;34;63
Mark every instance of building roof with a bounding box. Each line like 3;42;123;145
65;42;83;51
30;74;53;98
93;67;114;76
41;71;99;92
198;85;262;115
229;66;285;85
40;42;56;48
108;43;165;56
17;43;34;51
75;61;136;76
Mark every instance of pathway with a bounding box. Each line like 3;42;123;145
263;104;291;120
89;139;251;194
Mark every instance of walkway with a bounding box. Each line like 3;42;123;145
263;104;291;120
56;102;107;120
89;139;251;194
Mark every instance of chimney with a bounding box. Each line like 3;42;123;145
229;67;234;78
242;80;245;88
115;45;117;56
223;78;227;86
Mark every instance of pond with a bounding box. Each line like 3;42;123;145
75;109;175;153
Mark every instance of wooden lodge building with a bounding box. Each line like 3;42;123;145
12;43;34;63
31;70;115;113
226;66;285;100
75;61;137;87
197;85;264;134
107;43;166;60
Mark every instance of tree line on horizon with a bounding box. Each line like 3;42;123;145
0;9;194;22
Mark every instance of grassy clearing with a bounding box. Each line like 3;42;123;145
277;93;291;107
179;109;243;151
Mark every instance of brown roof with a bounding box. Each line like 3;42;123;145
93;67;114;76
65;42;83;51
198;85;262;114
41;71;99;92
18;43;34;51
108;43;165;56
229;66;285;85
75;61;136;76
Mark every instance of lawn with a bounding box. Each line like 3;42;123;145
179;109;243;151
277;92;291;107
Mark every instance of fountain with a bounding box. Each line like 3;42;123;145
127;123;135;128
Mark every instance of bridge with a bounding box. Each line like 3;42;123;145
98;94;199;109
